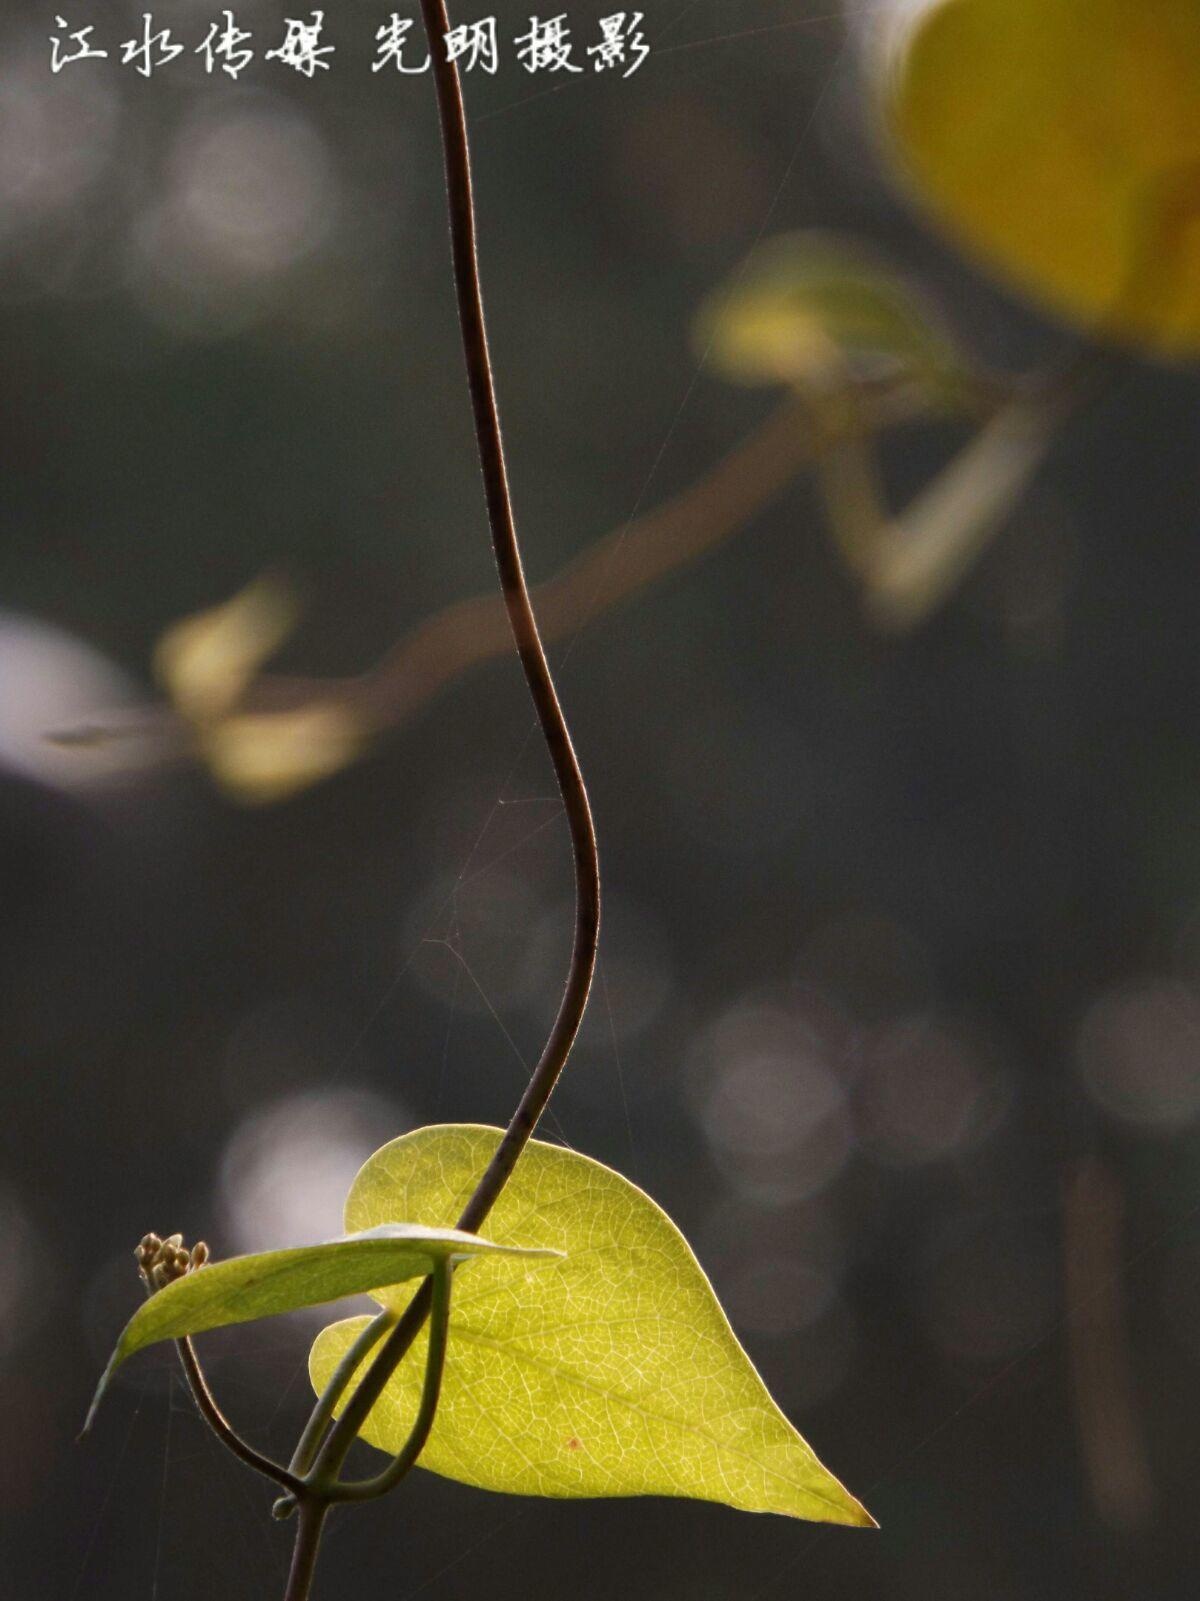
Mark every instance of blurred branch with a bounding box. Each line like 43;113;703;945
860;393;1061;630
48;375;930;789
814;357;1093;632
50;356;1087;800
263;377;929;729
1063;1155;1155;1532
47;212;1119;800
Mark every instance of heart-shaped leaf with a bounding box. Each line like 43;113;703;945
310;1125;873;1526
88;1222;555;1430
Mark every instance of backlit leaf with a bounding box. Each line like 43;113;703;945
310;1125;873;1526
88;1222;555;1430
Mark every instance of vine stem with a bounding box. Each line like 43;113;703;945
282;1499;328;1601
285;1309;394;1481
323;1257;455;1502
175;1337;304;1496
416;0;602;1233
284;3;601;1590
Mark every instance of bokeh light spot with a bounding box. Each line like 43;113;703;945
1076;980;1200;1132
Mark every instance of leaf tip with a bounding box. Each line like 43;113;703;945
825;1482;878;1529
80;1359;117;1439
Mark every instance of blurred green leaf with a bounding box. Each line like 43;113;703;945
310;1124;874;1525
698;229;962;393
88;1222;554;1429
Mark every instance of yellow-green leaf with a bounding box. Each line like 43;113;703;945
88;1223;555;1430
310;1125;873;1526
882;0;1200;353
698;229;961;391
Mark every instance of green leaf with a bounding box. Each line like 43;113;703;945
87;1222;555;1431
310;1125;874;1526
697;229;961;394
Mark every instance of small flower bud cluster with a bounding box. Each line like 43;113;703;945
136;1231;210;1292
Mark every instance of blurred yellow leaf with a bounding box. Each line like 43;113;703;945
154;576;298;723
883;0;1200;354
203;702;367;805
698;230;962;391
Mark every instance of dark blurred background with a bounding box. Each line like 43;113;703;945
3;2;1200;1597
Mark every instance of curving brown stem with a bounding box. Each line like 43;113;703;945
290;1;602;1583
175;1336;306;1495
415;0;601;1227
